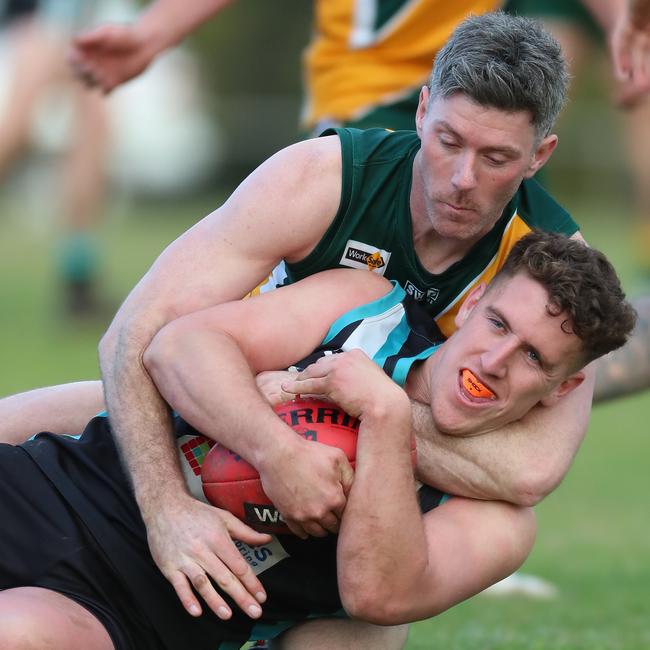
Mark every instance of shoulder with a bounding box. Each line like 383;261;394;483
515;178;579;236
320;127;419;160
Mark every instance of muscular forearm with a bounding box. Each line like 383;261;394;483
337;397;424;624
594;294;650;403
414;368;595;506
0;380;104;444
144;322;300;468
99;318;190;522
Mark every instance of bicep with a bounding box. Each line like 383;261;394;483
158;269;393;374
107;137;343;336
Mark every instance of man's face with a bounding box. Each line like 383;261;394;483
428;272;585;436
412;90;557;243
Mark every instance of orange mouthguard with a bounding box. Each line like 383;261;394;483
461;369;495;399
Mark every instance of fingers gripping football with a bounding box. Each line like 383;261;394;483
282;350;404;418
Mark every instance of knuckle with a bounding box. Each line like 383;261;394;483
215;573;234;591
191;573;210;590
232;564;251;580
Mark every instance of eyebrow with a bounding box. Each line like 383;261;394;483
436;120;522;158
488;306;552;371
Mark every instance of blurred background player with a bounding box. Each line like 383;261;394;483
506;0;650;281
0;0;110;316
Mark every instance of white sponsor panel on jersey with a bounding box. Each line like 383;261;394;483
339;239;391;275
340;302;405;359
234;537;289;575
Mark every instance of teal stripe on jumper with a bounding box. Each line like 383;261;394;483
323;280;404;344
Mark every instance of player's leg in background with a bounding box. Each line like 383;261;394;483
0;2;111;318
59;79;109;316
0;13;61;177
269;619;409;650
620;101;650;280
0;587;115;650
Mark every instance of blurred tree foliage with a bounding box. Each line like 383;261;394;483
186;0;314;184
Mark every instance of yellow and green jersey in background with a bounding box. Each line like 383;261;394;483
302;0;503;131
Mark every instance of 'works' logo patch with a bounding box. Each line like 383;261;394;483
339;240;391;275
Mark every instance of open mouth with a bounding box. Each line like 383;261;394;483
460;369;496;400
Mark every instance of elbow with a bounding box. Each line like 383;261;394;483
339;566;425;625
98;310;150;371
142;322;184;387
98;322;119;368
508;467;564;506
341;589;408;626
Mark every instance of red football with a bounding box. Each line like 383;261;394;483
201;398;359;533
201;397;415;534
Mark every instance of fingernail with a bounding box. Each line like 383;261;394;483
189;604;201;616
256;591;267;603
218;606;231;619
248;604;262;618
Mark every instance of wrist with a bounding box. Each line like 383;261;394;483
138;4;185;51
254;423;303;476
138;482;193;526
360;389;412;431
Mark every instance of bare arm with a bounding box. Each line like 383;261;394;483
0;381;104;444
281;351;536;624
70;0;236;92
97;136;341;619
612;0;650;90
412;366;594;506
580;0;650;105
144;269;392;538
409;230;595;506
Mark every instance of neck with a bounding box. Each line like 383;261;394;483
405;356;434;404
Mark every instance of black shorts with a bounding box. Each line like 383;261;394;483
4;418;447;649
0;444;136;649
4;419;349;649
2;429;251;650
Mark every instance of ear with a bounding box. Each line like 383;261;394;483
539;371;585;407
523;134;558;179
455;283;487;328
415;86;430;138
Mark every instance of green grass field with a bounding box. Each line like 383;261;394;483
1;192;648;649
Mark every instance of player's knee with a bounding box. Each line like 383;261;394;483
0;590;113;650
0;607;55;649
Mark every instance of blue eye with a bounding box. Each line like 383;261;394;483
488;317;504;329
527;349;540;363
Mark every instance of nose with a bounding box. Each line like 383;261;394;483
451;152;478;191
479;336;518;378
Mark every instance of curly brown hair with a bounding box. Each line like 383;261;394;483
496;231;637;367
